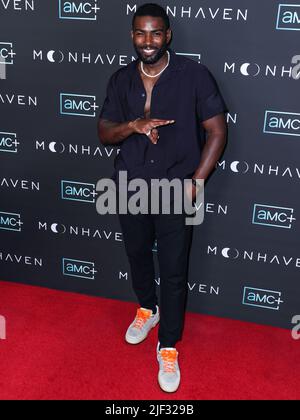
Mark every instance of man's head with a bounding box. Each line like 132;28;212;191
131;3;172;65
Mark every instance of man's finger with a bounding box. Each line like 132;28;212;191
154;120;175;127
151;119;175;124
164;120;175;125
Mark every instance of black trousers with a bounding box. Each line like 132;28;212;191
117;188;193;347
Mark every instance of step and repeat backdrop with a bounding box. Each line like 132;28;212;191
1;1;299;329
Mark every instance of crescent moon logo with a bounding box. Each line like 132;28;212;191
240;63;250;76
49;142;65;153
251;63;260;77
59;142;65;153
51;223;66;234
230;161;240;173
221;247;231;258
221;248;239;259
46;51;64;63
58;50;64;63
242;161;249;173
231;248;239;259
230;161;249;174
49;142;57;153
47;50;56;63
240;63;260;77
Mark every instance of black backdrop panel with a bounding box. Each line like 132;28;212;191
1;1;300;329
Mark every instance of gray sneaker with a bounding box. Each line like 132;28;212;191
125;306;160;345
157;342;181;393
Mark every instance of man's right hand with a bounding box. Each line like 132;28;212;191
129;118;175;145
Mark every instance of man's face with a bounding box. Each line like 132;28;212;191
131;16;171;65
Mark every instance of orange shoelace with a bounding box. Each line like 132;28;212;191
133;308;152;329
160;349;177;373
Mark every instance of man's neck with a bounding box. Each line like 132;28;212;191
141;51;169;76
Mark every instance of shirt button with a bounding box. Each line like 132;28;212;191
142;93;146;97
150;159;155;163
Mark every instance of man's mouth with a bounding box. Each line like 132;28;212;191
142;48;156;56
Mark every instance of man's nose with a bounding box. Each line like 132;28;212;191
145;33;153;45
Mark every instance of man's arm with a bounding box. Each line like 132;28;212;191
98;117;175;146
98;118;135;146
192;113;227;181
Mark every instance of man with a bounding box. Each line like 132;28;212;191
98;3;227;393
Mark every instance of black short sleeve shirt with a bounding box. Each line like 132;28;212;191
99;48;228;182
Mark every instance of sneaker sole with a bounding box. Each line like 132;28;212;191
125;317;160;345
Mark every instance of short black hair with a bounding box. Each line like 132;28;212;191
132;3;170;30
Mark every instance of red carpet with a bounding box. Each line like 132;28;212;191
0;280;298;400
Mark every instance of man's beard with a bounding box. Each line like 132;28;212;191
134;43;169;65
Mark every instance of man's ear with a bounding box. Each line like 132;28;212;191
167;29;172;43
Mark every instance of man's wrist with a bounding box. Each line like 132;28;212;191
192;177;204;190
128;120;135;130
128;117;141;133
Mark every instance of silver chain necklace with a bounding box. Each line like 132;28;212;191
141;51;170;78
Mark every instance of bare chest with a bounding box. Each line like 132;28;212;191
139;68;159;119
